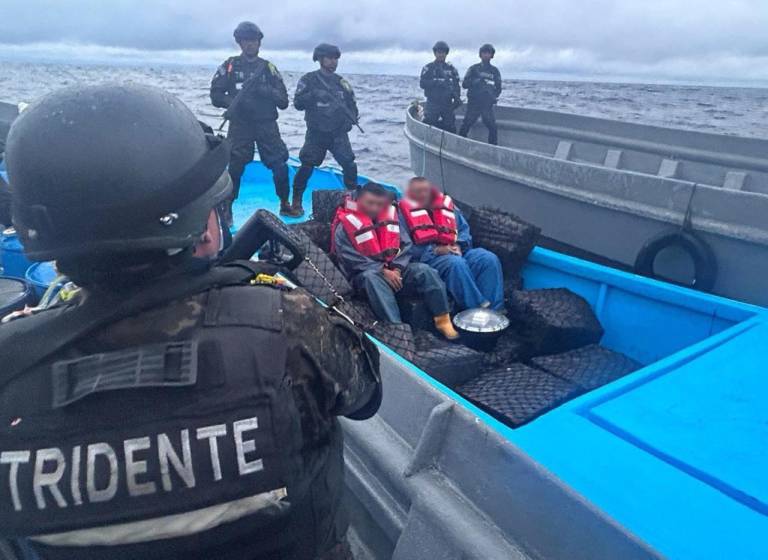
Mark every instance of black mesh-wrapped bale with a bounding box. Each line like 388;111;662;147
312;189;347;223
532;344;642;392
370;322;417;362
509;288;604;357
292;227;353;302
291;220;332;255
468;206;541;279
333;298;380;331
412;331;484;387
458;364;579;428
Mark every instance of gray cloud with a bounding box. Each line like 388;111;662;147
1;0;768;83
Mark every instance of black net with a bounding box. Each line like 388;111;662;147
531;344;641;391
333;298;380;331
458;363;579;427
312;189;347;223
370;322;416;362
466;205;541;280
291;220;332;255
508;288;604;357
291;228;353;302
412;331;484;387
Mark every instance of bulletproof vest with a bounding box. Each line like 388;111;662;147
424;62;456;104
226;56;279;122
468;64;497;103
0;266;341;559
304;71;354;133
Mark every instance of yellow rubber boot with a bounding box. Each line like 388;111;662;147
434;313;460;340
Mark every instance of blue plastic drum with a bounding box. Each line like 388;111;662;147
1;228;32;278
0;276;33;316
25;261;58;300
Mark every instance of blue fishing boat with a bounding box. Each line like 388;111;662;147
230;160;767;560
2;156;766;559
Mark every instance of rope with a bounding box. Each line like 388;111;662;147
438;128;448;195
681;182;699;232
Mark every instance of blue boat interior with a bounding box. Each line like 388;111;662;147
235;160;768;560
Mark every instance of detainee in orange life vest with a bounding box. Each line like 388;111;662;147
401;177;504;311
332;182;458;339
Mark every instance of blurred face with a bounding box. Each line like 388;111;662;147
434;50;448;63
357;191;389;219
406;179;433;207
239;39;261;58
480;51;494;63
320;56;339;73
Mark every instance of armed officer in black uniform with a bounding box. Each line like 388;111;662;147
211;22;295;221
459;44;502;145
0;84;380;560
419;41;462;133
292;44;360;212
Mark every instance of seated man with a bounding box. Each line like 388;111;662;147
333;181;459;339
400;176;504;310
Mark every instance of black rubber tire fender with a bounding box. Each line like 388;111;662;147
634;230;718;292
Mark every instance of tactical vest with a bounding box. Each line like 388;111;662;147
0;263;342;559
332;197;401;263
304;71;355;133
399;191;458;246
467;64;498;103
225;56;279;121
422;62;457;104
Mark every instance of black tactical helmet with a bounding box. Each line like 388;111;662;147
433;41;450;53
233;21;264;43
5;84;231;262
480;43;496;56
312;43;342;62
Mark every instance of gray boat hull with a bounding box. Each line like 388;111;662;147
341;348;658;560
405;106;768;306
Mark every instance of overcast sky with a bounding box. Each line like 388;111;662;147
2;0;768;85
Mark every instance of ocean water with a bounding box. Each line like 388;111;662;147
2;60;767;186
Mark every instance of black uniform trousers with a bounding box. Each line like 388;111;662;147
423;101;457;134
294;128;358;192
459;101;498;145
228;119;290;201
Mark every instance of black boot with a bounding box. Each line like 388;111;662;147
279;198;295;217
291;191;305;217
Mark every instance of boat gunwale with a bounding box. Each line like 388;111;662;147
405;111;768;246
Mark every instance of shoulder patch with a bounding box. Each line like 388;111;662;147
340;78;352;91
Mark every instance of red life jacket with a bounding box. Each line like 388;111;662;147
399;190;458;245
332;197;401;262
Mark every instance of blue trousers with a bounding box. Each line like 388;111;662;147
422;248;504;310
353;263;450;323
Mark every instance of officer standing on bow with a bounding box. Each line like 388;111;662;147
292;43;360;211
211;22;295;221
0;84;380;560
420;41;462;133
459;44;502;145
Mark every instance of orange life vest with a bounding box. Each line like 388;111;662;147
332;197;401;262
399;190;458;245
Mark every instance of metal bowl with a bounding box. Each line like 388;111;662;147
453;308;510;351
